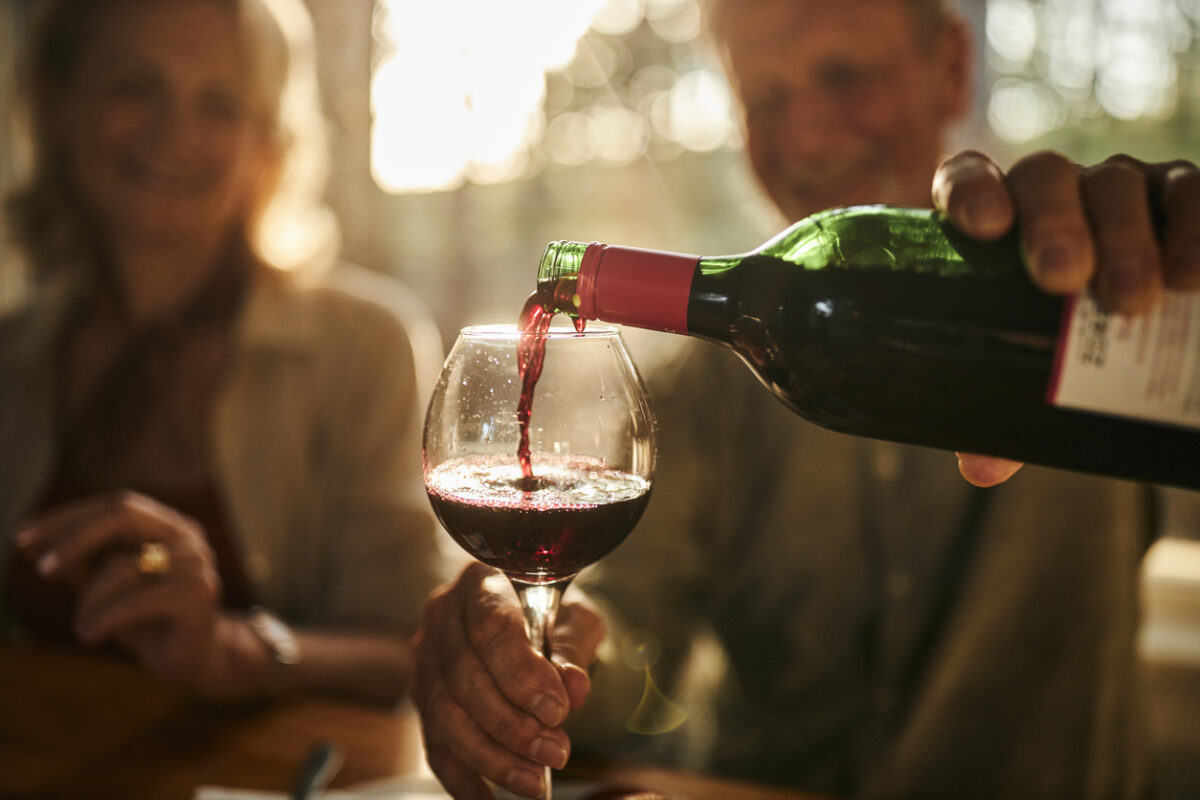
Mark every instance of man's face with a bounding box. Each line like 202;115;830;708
716;0;968;220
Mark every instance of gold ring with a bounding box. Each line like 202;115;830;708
136;542;172;577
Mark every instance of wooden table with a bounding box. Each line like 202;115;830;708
0;643;824;800
0;642;420;799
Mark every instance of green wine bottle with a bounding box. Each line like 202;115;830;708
534;205;1200;489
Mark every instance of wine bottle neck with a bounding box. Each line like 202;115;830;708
556;242;701;334
685;263;741;344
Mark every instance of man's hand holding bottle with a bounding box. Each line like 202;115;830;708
934;151;1200;486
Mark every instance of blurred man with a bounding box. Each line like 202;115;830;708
412;1;1200;798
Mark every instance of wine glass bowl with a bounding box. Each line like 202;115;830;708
423;324;655;586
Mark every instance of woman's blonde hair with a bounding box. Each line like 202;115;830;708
4;0;338;281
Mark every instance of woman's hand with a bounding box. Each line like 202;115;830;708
411;562;605;800
16;491;270;700
932;151;1200;486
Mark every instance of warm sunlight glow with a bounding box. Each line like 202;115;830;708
370;0;735;193
371;0;604;193
988;79;1062;142
985;0;1037;67
985;0;1188;141
1096;31;1178;120
667;70;735;152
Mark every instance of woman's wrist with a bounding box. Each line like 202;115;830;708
197;612;278;702
198;615;418;706
243;606;302;694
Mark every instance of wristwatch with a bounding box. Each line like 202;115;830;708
245;606;301;689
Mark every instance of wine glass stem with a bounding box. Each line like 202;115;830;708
510;576;574;800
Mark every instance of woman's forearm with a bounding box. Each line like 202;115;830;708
205;613;416;707
283;627;416;706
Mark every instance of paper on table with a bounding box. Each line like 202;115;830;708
195;776;633;800
194;774;451;800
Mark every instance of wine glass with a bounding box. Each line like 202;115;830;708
422;323;655;799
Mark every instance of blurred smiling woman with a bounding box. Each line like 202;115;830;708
0;0;443;705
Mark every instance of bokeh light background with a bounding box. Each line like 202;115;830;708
349;0;1200;340
2;0;1196;337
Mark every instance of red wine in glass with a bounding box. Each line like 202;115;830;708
426;454;651;583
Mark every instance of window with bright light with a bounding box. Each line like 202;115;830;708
369;0;737;194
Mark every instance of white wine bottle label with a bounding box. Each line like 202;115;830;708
1048;291;1200;430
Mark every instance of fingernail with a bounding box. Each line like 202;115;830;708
531;694;565;726
966;193;1007;234
1167;240;1200;290
1032;239;1079;284
531;736;569;769
507;767;545;798
14;527;37;548
37;552;60;576
1102;257;1146;299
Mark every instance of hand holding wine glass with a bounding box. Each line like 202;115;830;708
412;563;605;800
417;323;655;799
